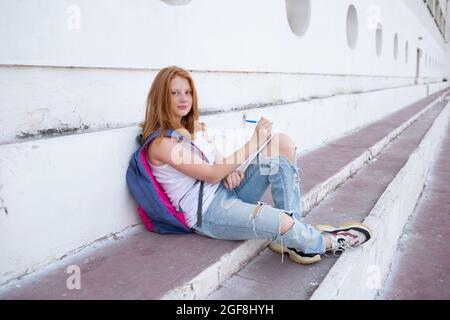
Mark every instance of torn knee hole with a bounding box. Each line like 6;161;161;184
252;203;265;219
280;212;294;235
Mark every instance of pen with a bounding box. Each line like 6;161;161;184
245;119;274;125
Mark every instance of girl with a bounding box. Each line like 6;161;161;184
141;66;372;265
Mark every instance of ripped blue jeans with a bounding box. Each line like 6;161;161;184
192;151;326;255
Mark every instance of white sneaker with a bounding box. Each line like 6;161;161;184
268;242;321;264
314;222;372;256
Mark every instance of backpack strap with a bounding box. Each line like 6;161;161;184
142;128;209;162
141;128;210;228
196;181;204;228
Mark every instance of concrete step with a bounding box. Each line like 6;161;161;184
378;112;450;300
0;88;448;299
208;95;450;300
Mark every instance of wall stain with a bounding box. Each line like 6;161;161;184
0;197;8;215
15;124;90;140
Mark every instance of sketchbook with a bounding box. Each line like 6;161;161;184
237;133;274;173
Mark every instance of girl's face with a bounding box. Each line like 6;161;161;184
169;75;193;122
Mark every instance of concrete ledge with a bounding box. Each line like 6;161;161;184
310;94;450;300
2;64;439;144
301;91;445;214
161;239;268;300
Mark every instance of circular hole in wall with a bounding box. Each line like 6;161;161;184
160;0;192;6
393;33;398;60
346;4;359;49
405;41;409;63
285;0;311;36
375;23;383;56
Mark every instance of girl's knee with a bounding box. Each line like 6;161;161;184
276;133;296;164
279;212;294;234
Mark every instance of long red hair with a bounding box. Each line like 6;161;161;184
140;66;199;144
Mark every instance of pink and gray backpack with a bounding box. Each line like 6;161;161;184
126;128;208;234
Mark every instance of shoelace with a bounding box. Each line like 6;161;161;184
324;235;354;257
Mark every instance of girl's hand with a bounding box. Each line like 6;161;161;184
223;170;244;190
250;117;273;148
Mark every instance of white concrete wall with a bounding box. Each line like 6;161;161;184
0;0;447;76
1;0;450;285
0;66;419;144
1;0;448;143
0;127;140;285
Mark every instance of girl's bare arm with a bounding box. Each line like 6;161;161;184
150;135;259;184
150;117;272;184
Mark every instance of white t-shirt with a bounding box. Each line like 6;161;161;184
148;133;221;228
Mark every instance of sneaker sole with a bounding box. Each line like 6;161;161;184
314;222;373;243
268;243;321;265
